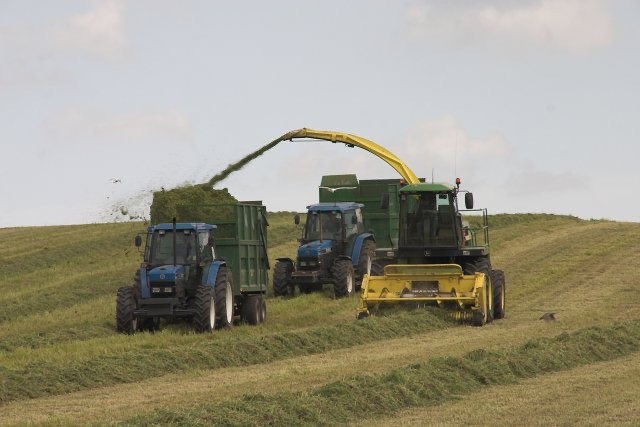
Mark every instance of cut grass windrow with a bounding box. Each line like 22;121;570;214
0;310;453;403
123;318;640;426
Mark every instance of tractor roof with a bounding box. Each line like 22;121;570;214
399;182;455;193
148;223;217;232
306;202;364;212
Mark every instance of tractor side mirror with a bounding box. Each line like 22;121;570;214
465;192;474;210
134;235;142;247
294;214;300;225
380;193;390;210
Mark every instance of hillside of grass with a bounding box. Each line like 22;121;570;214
1;213;639;425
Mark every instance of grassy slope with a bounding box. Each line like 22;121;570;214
0;214;639;425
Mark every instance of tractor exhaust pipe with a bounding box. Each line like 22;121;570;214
172;217;177;266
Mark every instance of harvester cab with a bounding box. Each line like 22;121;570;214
396;180;480;258
273;202;375;298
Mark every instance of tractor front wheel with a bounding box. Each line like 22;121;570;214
332;260;355;298
193;285;215;333
116;287;138;334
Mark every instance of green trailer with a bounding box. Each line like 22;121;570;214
116;201;270;334
318;174;404;251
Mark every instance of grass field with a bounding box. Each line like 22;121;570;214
1;213;639;425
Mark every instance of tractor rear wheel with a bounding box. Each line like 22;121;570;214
242;295;261;325
332;260;355;298
215;267;234;329
193;285;215;333
116;287;138;334
273;260;292;297
357;240;376;288
491;269;506;319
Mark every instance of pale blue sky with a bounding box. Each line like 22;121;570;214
1;0;638;227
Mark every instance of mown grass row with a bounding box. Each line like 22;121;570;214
0;223;141;324
123;319;640;426
0;310;454;403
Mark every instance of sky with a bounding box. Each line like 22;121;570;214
1;0;639;227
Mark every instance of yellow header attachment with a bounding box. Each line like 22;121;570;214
276;128;420;185
356;263;491;325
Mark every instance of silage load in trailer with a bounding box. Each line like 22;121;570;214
150;184;238;224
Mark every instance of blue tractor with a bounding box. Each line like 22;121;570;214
116;203;269;334
272;202;376;298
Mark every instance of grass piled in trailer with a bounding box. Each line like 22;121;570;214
150;184;238;224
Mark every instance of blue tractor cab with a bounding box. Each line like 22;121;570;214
273;202;376;298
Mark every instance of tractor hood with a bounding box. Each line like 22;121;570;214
298;239;334;258
148;265;186;282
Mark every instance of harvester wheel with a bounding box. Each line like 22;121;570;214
193;285;215;333
242;295;261;325
215;267;234;329
463;257;494;323
273;260;293;297
116;287;138;334
471;310;485;327
471;278;493;327
491;269;506;319
332;260;355;298
357;240;376;288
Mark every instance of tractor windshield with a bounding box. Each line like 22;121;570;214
400;192;458;247
304;211;342;241
148;230;199;266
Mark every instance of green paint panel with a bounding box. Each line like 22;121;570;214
319;175;404;249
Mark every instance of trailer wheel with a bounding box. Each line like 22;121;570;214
215;267;234;329
332;260;355;298
116;287;138;334
273;260;293;297
194;285;215;333
242;295;261;325
491;269;506;319
463;257;494;323
357;240;376;288
259;296;267;323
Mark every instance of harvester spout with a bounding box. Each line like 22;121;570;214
276;128;420;185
